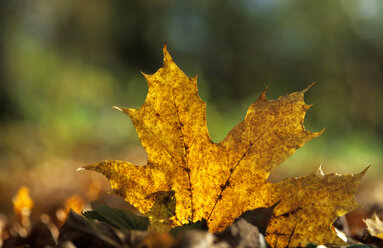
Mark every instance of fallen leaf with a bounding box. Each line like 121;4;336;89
58;210;129;248
82;45;367;247
83;205;149;231
237;203;277;235
56;194;84;225
169;219;208;237
215;218;264;248
12;186;33;227
64;194;84;214
364;214;383;240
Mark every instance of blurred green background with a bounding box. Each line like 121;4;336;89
0;0;382;208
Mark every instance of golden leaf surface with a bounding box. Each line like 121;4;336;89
83;45;366;247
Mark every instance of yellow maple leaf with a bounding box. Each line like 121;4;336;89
82;44;367;247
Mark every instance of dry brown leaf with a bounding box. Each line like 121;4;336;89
364;214;383;240
82;45;366;247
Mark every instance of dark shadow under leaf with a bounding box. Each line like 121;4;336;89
83;205;149;231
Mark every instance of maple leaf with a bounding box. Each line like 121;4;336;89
82;44;367;247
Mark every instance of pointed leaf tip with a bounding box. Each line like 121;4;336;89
114;106;135;116
359;165;370;176
113;106;123;112
314;128;326;137
315;164;325;176
122;107;136;116
140;70;148;77
303;103;315;111
302;82;316;93
163;43;173;64
140;71;154;86
259;86;269;100
78;164;95;171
